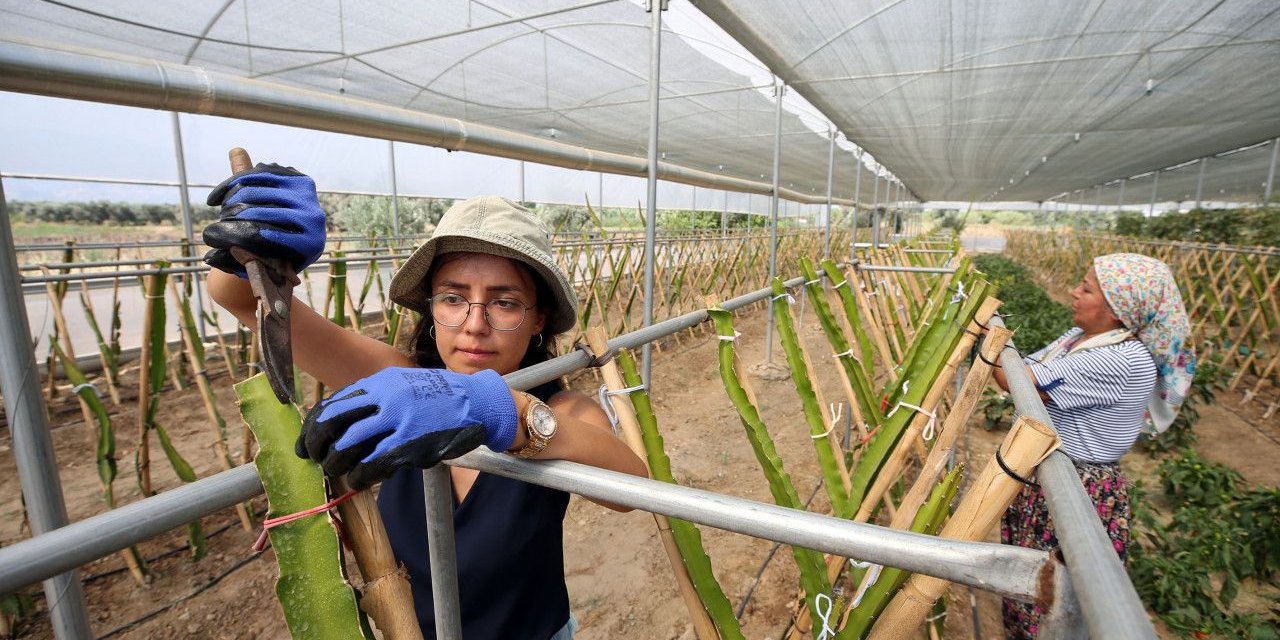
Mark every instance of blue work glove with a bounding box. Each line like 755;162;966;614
297;367;519;489
203;163;327;277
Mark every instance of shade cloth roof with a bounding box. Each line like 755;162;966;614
1;0;1276;205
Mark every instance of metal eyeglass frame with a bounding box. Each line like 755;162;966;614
428;292;534;331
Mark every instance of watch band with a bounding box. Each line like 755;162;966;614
511;394;556;459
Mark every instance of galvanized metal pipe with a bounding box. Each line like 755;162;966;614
0;41;854;207
850;149;863;265
856;264;955;274
0;435;1057;605
763;78;784;363
0;463;263;595
1267;137;1279;203
389;141;401;237
991;315;1157;639
640;0;663;388
1195;157;1207;209
422;466;462;639
823;127;835;259
0;182;92;638
170;111;208;339
450;449;1052;601
1149;169;1159;217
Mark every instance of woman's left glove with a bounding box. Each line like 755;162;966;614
297;368;518;489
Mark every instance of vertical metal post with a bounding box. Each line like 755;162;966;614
598;171;605;211
872;172;880;214
871;207;882;248
763;78;784;363
170;112;208;339
1149;170;1159;217
851;149;863;263
1195;157;1207;210
823;127;835;259
389;140;401;239
640;0;663;387
518;160;526;203
1266;137;1279;203
422;467;462;639
0;181;92;639
721;190;728;240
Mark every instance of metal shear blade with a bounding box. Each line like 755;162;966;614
232;247;299;404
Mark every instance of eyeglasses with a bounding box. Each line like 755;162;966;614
428;292;533;331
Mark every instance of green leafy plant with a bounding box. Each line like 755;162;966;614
976;389;1015;431
1130;451;1279;637
971;254;1072;353
1158;451;1241;509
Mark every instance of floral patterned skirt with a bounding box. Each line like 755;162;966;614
999;460;1130;639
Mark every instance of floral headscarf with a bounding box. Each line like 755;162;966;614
1093;253;1196;434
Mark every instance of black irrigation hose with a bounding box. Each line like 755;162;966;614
94;553;265;639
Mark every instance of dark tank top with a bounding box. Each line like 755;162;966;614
377;381;570;639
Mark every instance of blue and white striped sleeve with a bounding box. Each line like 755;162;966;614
1027;349;1129;410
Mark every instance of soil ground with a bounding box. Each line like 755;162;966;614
3;275;1278;639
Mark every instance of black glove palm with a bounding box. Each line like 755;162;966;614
203;163;327;276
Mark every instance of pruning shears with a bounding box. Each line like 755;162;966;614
229;148;299;404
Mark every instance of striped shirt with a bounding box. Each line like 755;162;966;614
1025;329;1157;462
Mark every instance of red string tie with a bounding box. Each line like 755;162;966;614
252;489;359;553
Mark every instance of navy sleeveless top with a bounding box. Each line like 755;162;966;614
377;381;570;639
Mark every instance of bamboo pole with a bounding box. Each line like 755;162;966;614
867;416;1061;639
330;477;423;639
854;298;1001;522
136;273;158;497
586;328;720;640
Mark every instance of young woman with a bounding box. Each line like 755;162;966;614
203;163;647;639
992;253;1195;639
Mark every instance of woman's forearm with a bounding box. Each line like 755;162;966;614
207;269;258;327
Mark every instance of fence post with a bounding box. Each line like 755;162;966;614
0;179;93;638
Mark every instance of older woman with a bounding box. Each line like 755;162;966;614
204;163;646;639
992;253;1195;639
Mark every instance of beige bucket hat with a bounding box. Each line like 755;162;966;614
389;196;578;335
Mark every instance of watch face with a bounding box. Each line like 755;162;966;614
530;404;557;438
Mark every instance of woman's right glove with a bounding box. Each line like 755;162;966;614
297;367;519;489
203;163;327;277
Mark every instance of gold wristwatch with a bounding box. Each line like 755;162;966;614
510;394;558;458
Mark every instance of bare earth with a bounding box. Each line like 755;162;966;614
3;300;1278;639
